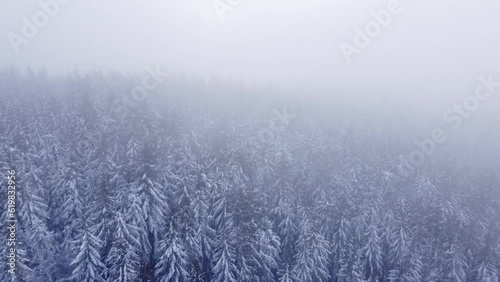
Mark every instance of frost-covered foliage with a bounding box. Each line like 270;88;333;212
0;68;499;281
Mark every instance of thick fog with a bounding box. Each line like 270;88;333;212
2;0;499;106
1;1;500;281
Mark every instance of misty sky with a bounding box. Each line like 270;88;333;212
1;0;499;111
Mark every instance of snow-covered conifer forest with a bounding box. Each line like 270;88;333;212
0;68;499;282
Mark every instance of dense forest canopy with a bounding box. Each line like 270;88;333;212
0;68;499;282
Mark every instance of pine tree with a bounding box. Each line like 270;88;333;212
256;219;281;282
106;213;141;282
278;263;296;282
17;165;57;280
332;212;352;281
155;222;190;282
192;188;216;281
474;260;498;282
212;229;238;282
278;214;297;265
212;191;238;282
443;242;466;282
293;218;330;282
70;214;105;282
359;210;382;282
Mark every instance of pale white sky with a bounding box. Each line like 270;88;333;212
1;0;499;111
